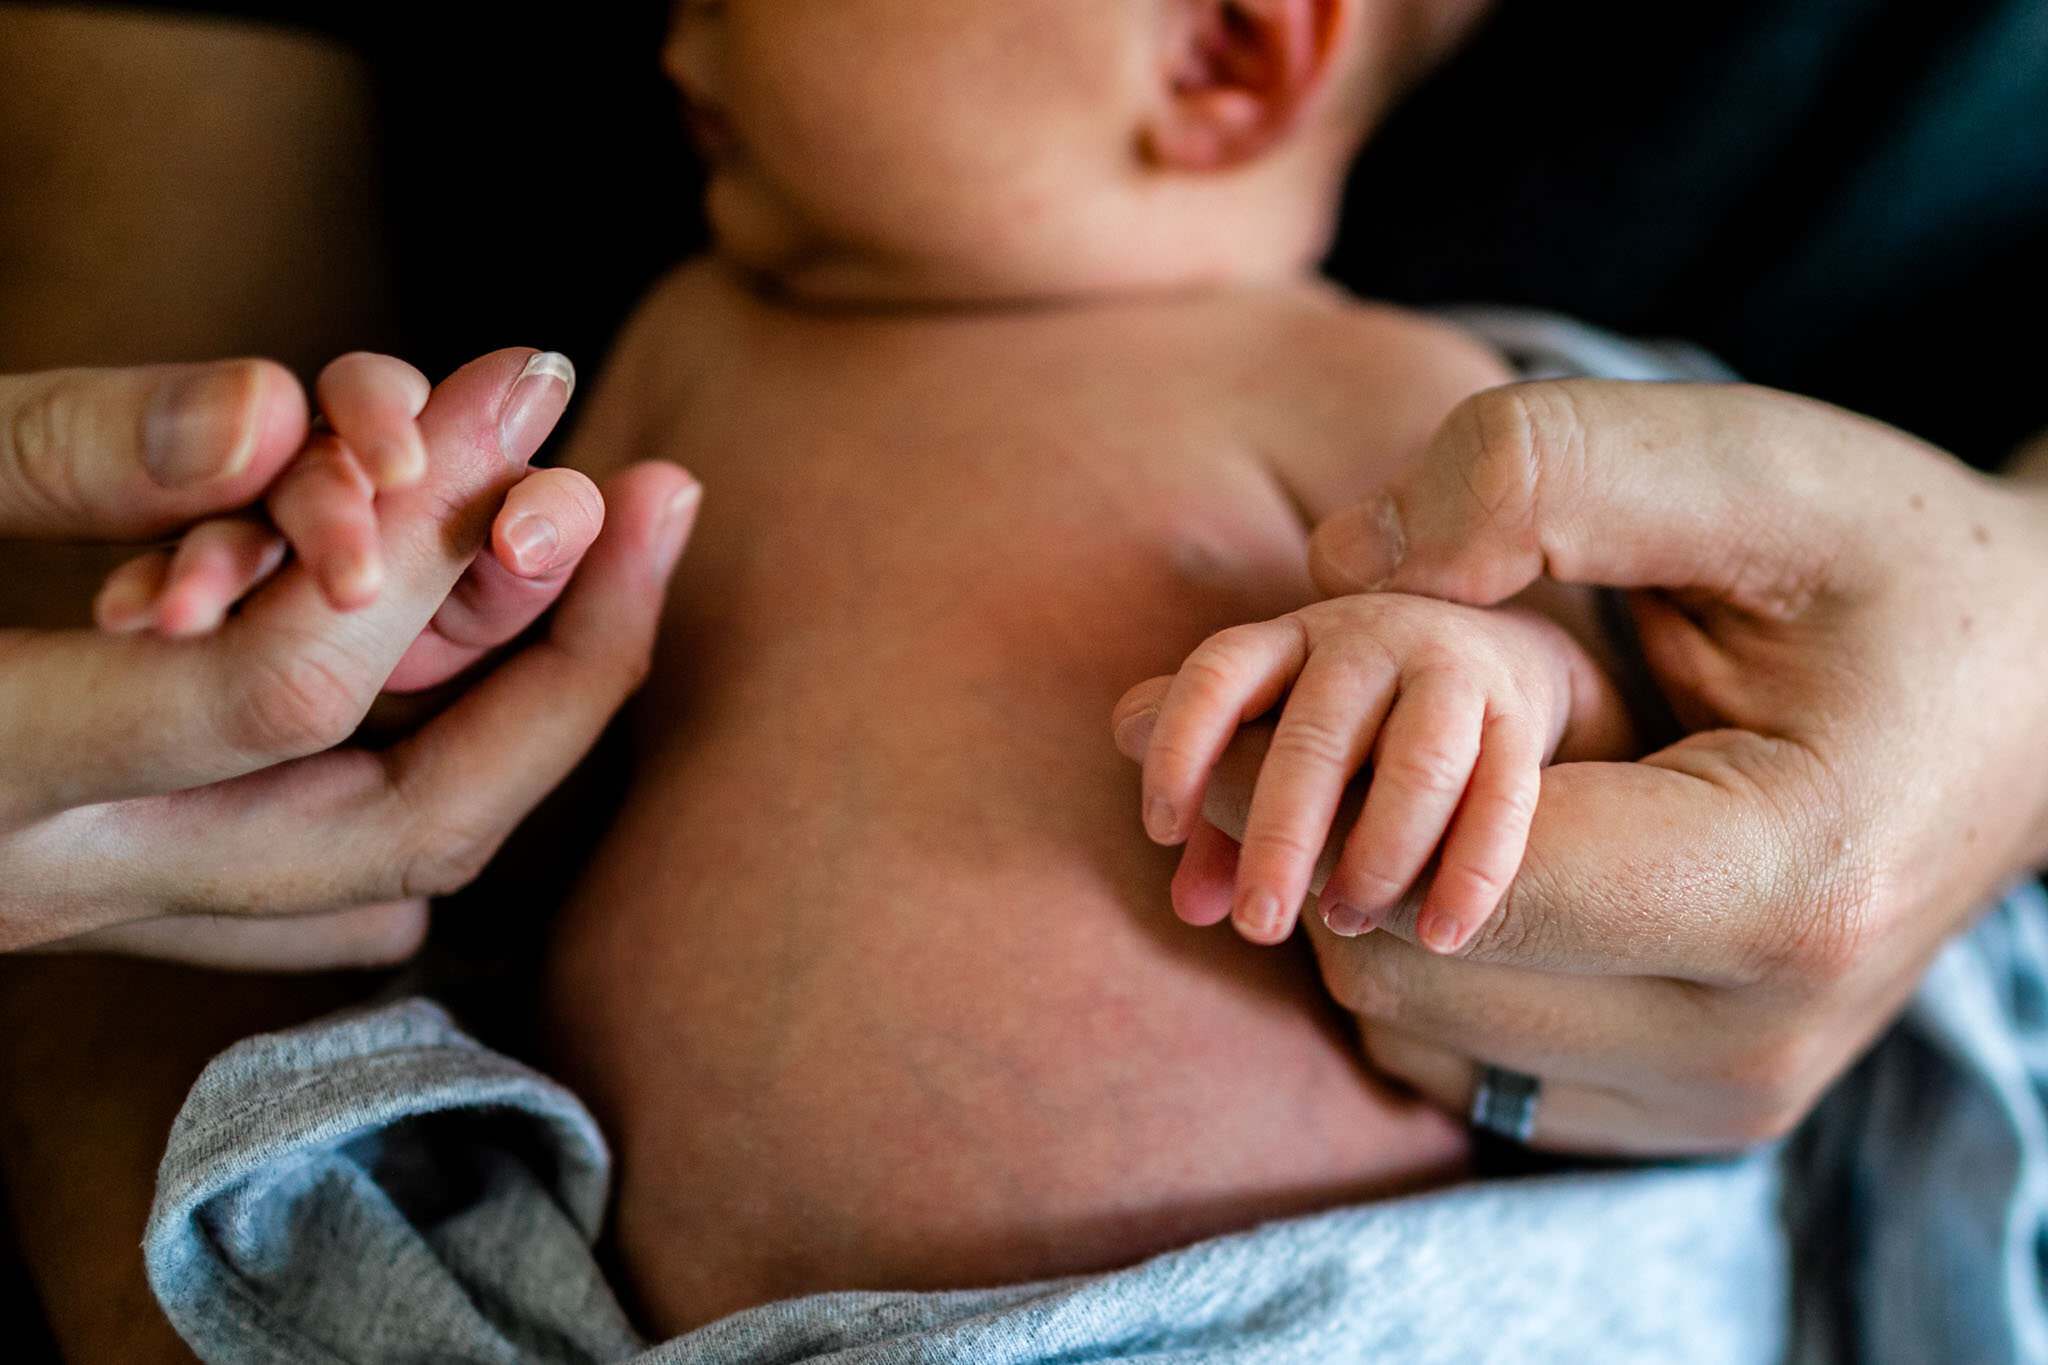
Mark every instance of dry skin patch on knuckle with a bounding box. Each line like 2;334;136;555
231;639;372;759
3;377;91;525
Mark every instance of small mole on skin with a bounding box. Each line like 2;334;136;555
1965;827;1980;845
1973;525;1991;545
1909;494;1925;511
1961;615;1975;633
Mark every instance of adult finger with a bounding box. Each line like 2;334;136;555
1352;1025;1679;1155
0;349;574;824
1176;713;1828;984
383;466;607;693
0;360;308;539
37;901;428;972
1306;381;1956;612
315;352;430;488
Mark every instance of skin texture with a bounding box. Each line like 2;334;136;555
545;262;1509;1331
1125;594;1634;951
1116;382;2048;1154
0;12;691;1359
666;0;1490;303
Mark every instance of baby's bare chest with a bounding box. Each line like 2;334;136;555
664;395;1318;713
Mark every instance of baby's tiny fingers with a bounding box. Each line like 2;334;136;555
1325;677;1484;929
1232;654;1393;944
94;550;173;634
1171;818;1241;926
491;466;605;580
153;517;289;638
382;467;611;692
267;432;383;610
1143;619;1309;846
316;352;431;489
1414;713;1544;955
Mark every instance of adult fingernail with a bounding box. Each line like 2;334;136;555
505;513;560;574
95;574;156;634
1114;707;1158;758
498;352;576;466
656;480;702;577
1143;796;1179;844
1321;901;1377;938
144;363;261;488
1314;493;1405;592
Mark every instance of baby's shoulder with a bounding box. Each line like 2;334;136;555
1239;286;1515;524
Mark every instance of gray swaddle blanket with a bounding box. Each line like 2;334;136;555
142;314;2046;1361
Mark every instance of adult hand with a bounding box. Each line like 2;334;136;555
0;352;698;968
1118;381;2048;1154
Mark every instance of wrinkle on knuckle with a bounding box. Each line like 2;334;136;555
1738;743;1883;989
1268;716;1355;770
1451;388;1547;566
232;645;371;759
392;804;497;900
1245;824;1322;866
1707;1033;1824;1141
3;380;87;523
1177;648;1250;707
1380;740;1470;797
1463;886;1534;962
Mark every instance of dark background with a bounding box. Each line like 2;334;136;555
58;0;2046;466
4;0;2046;1357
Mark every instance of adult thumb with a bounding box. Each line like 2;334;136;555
0;360;308;541
1307;380;1924;618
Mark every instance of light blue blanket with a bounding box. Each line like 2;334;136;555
140;884;2048;1362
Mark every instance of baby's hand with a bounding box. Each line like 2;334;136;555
90;352;603;691
1129;595;1610;954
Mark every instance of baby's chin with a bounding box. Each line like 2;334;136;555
704;178;1281;312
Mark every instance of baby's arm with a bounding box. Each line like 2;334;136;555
1132;593;1637;953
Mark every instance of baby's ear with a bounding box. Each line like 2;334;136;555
1143;0;1353;171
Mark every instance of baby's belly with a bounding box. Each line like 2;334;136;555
542;700;1469;1335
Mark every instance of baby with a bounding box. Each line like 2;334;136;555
132;0;1646;1336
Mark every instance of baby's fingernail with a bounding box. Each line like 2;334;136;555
368;431;428;488
1419;909;1467;955
499;352;576;467
1113;707;1158;758
1321;901;1376;938
505;513;560;574
1313;493;1405;592
1234;888;1284;940
331;548;382;607
655;480;702;577
1143;796;1179;844
95;577;156;634
144;363;262;488
155;593;228;639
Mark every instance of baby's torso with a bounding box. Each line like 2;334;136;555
543;264;1511;1332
